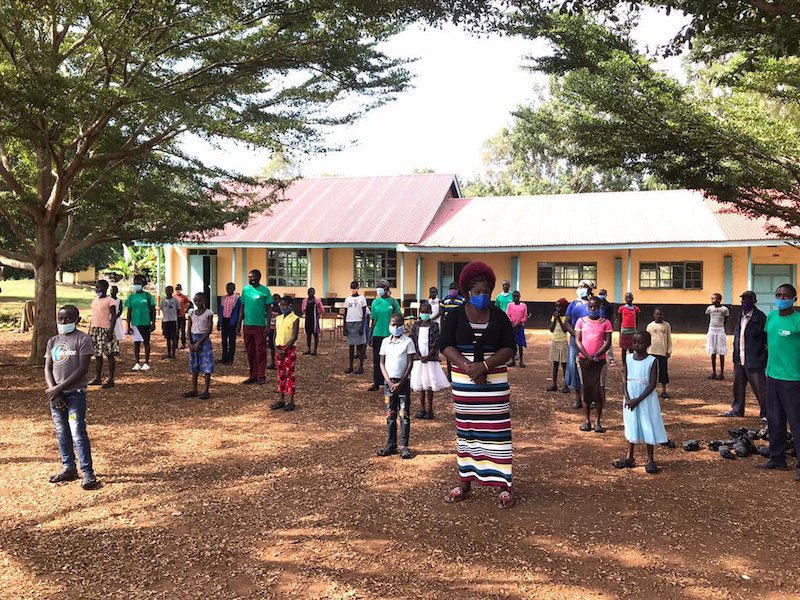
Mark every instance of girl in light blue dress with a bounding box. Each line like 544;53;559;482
614;330;668;474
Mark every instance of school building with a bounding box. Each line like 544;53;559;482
164;174;800;331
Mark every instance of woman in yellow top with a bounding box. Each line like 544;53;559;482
272;297;300;412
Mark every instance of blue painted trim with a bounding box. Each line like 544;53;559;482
240;248;248;288
416;255;422;300
627;249;633;293
510;256;520;291
400;240;790;253
723;255;733;304
614;257;623;303
322;249;329;297
747;247;753;289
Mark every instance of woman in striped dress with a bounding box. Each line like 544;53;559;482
441;261;516;508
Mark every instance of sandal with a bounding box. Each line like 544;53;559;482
344;367;354;374
283;402;295;412
415;410;427;419
182;390;198;398
498;490;514;509
49;468;79;483
400;447;413;459
270;400;286;410
198;392;211;400
645;461;661;474
446;486;469;503
302;350;312;355
546;384;557;392
101;381;115;389
311;351;318;356
354;367;364;375
518;362;526;368
579;421;592;432
613;457;635;469
81;475;100;490
594;424;607;434
376;445;397;457
88;379;102;386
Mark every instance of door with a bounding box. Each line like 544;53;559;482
188;254;205;303
752;264;793;314
438;261;469;294
188;253;218;309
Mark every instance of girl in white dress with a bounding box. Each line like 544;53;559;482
110;285;126;348
410;302;450;419
614;330;668;474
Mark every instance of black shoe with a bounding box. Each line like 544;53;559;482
719;446;736;460
81;474;100;490
400;447;413;459
683;440;700;452
708;440;726;452
242;378;258;384
367;384;381;392
376;445;397;457
561;386;570;394
49;468;79;483
415;410;426;419
755;458;789;470
757;445;771;457
732;441;750;457
270;400;286;410
546;384;557;392
283;402;295;412
728;427;748;438
572;399;582;410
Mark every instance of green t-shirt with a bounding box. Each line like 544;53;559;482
495;291;513;313
371;296;401;338
124;292;155;327
766;309;800;381
241;284;273;327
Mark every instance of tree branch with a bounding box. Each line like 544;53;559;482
0;246;34;270
58;209;134;262
0;143;26;197
749;1;797;15
0;199;37;258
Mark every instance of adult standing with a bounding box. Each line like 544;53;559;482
495;280;513;313
125;275;156;371
343;281;368;374
757;283;800;477
721;290;767;419
442;261;515;509
301;287;325;356
239;269;273;385
440;282;466;320
217;282;242;366
174;284;193;349
564;279;593;409
368;279;402;392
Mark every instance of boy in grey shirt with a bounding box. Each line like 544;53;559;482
45;305;99;490
161;285;180;359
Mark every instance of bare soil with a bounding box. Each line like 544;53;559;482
0;329;798;600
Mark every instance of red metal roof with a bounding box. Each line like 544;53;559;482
207;174;458;245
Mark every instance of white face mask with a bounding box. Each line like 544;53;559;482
57;323;76;335
377;288;386;297
390;325;404;337
577;287;588;299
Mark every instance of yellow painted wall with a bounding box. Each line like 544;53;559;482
167;246;189;290
327;248;354;298
519;250;617;302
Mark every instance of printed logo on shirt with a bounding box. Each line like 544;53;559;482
779;329;792;337
51;343;76;364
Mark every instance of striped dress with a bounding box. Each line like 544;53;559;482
451;321;513;488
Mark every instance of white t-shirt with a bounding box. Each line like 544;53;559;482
344;294;368;322
706;305;730;329
379;335;416;379
429;298;441;324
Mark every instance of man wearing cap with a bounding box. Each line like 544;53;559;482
721;290;767;419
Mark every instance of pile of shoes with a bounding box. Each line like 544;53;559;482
706;427;772;460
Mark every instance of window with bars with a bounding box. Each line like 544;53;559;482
354;249;397;288
267;250;307;287
537;262;597;289
639;261;703;289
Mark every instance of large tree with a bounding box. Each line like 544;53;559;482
503;1;800;232
0;0;492;362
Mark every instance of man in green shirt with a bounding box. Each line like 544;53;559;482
495;280;513;313
124;274;156;371
757;283;800;478
368;278;402;391
238;269;273;384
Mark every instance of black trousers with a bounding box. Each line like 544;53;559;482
652;354;669;384
372;335;386;386
220;317;237;363
386;378;411;448
177;316;187;346
731;363;767;417
767;376;800;465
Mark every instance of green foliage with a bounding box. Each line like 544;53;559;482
103;244;158;282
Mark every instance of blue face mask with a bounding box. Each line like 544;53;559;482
587;309;601;318
133;284;143;292
470;293;491;310
377;288;386;297
420;313;431;321
281;307;293;316
391;325;405;337
776;297;796;311
598;295;607;301
57;323;76;335
577;287;588;299
96;291;104;298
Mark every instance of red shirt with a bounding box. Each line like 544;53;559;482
617;304;640;329
175;292;192;317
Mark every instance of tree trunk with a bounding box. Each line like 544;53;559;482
28;227;58;365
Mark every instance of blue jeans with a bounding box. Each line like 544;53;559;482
565;336;581;391
50;389;94;475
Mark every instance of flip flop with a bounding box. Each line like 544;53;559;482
579;421;592;432
49;468;79;483
645;462;661;474
101;381;115;389
446;486;469;503
498;490;514;509
594;424;607;434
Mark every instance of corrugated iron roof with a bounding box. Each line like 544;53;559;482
416;189;781;248
207;174;458;245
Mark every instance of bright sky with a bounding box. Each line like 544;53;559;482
187;10;687;182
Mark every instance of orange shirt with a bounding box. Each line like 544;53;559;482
175;292;192;317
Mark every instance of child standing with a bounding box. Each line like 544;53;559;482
109;285;125;345
217;282;242;365
410;302;450;419
45;305;99;490
301;287;324;356
271;296;300;412
547;298;570;393
616;292;640;362
646;307;673;399
378;313;417;459
705;293;730;380
183;293;214;400
125;275;156;371
88;279;119;388
343;281;367;375
575;296;613;433
597;288;617;366
161;285;180;359
506;291;528;368
174;284;193;349
614;330;668;474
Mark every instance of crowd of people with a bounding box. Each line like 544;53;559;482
43;262;800;502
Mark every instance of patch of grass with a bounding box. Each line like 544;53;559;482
0;279;97;327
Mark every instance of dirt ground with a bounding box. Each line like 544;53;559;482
1;328;798;600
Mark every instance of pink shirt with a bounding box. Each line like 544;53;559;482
222;293;239;318
506;302;527;327
576;316;613;358
90;296;116;329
